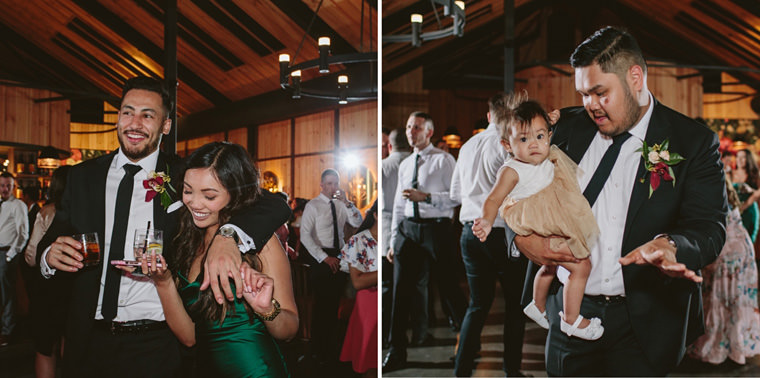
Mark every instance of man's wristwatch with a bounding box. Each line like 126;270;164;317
424;193;432;204
654;233;677;250
217;225;240;243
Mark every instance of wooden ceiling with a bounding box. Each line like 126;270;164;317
0;0;377;122
382;0;760;104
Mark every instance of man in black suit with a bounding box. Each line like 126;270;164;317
38;77;290;378
512;26;726;376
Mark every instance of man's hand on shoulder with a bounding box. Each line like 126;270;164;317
514;233;580;266
619;237;702;283
201;235;243;303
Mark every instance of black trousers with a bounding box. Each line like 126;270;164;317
545;288;658;376
389;218;466;353
455;226;528;376
72;325;182;378
309;248;346;361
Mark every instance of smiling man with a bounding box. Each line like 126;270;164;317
510;26;727;376
37;76;290;378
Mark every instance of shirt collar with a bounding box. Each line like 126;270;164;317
318;193;333;202
115;148;160;174
414;143;435;157
627;91;654;142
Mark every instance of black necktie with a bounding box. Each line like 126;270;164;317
583;132;633;207
102;163;141;320
330;200;339;250
412;153;421;219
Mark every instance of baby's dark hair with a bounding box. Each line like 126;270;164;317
497;90;551;142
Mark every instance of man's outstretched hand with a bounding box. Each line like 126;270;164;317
619;237;702;283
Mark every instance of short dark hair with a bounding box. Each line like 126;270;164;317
389;127;410;151
121;76;174;119
22;184;40;202
409;111;434;132
570;26;647;79
0;172;14;180
321;168;339;182
382;127;390;136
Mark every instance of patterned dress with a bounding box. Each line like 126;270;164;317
688;207;760;364
339;229;378;373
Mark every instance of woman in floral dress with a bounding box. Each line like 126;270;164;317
688;179;760;364
339;201;378;377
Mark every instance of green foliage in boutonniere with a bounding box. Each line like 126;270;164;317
637;139;685;198
143;165;177;210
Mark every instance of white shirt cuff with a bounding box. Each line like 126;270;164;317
40;246;56;278
221;224;255;253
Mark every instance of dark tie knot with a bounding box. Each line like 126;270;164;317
612;131;633;146
122;164;141;178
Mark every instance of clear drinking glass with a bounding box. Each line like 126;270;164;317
133;229;163;262
73;232;100;267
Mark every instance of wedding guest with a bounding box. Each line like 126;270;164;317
0;172;28;347
382;127;391;159
513;26;726;375
140;142;297;377
339;201;378;377
381;126;411;347
731;149;760;242
38;76;290;378
384;111;466;371
688;178;760;365
450;93;529;376
23;165;70;378
300;169;362;368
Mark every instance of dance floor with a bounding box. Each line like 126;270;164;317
382;285;760;377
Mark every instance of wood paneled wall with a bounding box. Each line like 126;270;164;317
0;86;69;150
257;101;378;210
385;64;706;146
704;73;758;120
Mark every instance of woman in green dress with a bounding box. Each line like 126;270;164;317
142;142;298;377
731;149;760;242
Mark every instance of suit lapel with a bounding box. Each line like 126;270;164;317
622;99;669;249
561;115;597;164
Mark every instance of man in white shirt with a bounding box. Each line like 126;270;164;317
300;168;362;366
384;111;467;371
381;127;411;347
0;172;29;347
450;94;529;377
38;77;290;378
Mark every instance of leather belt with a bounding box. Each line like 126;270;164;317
94;319;168;335
0;246;9;252
584;294;626;305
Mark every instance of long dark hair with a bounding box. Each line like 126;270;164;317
172;142;261;324
737;148;760;189
48;165;71;209
356;200;378;233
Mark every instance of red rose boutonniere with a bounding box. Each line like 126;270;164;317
637;139;685;198
143;167;176;210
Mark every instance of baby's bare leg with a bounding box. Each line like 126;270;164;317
559;259;591;327
533;265;557;312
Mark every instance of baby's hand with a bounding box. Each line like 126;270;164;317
472;218;492;242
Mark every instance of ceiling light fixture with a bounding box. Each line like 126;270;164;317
383;0;466;46
278;0;377;104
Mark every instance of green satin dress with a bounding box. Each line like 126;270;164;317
178;273;289;378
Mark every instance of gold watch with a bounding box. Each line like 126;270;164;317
255;298;281;321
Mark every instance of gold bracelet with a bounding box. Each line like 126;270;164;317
255;298;281;321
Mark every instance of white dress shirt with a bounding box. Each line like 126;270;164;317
391;143;458;248
557;92;654;296
300;193;363;263
450;123;509;227
0;196;29;261
382;151;410;255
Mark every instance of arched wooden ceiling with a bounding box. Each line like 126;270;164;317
0;0;377;121
383;0;760;102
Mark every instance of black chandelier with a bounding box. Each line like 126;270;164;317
382;0;466;47
278;1;376;104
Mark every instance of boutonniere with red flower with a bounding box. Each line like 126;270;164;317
637;139;685;197
143;167;176;210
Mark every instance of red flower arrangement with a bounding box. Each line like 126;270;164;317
143;168;176;210
637;139;684;198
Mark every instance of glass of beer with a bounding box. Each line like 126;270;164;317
73;232;100;267
133;229;163;262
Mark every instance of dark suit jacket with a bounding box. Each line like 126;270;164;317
38;150;292;377
514;99;727;374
